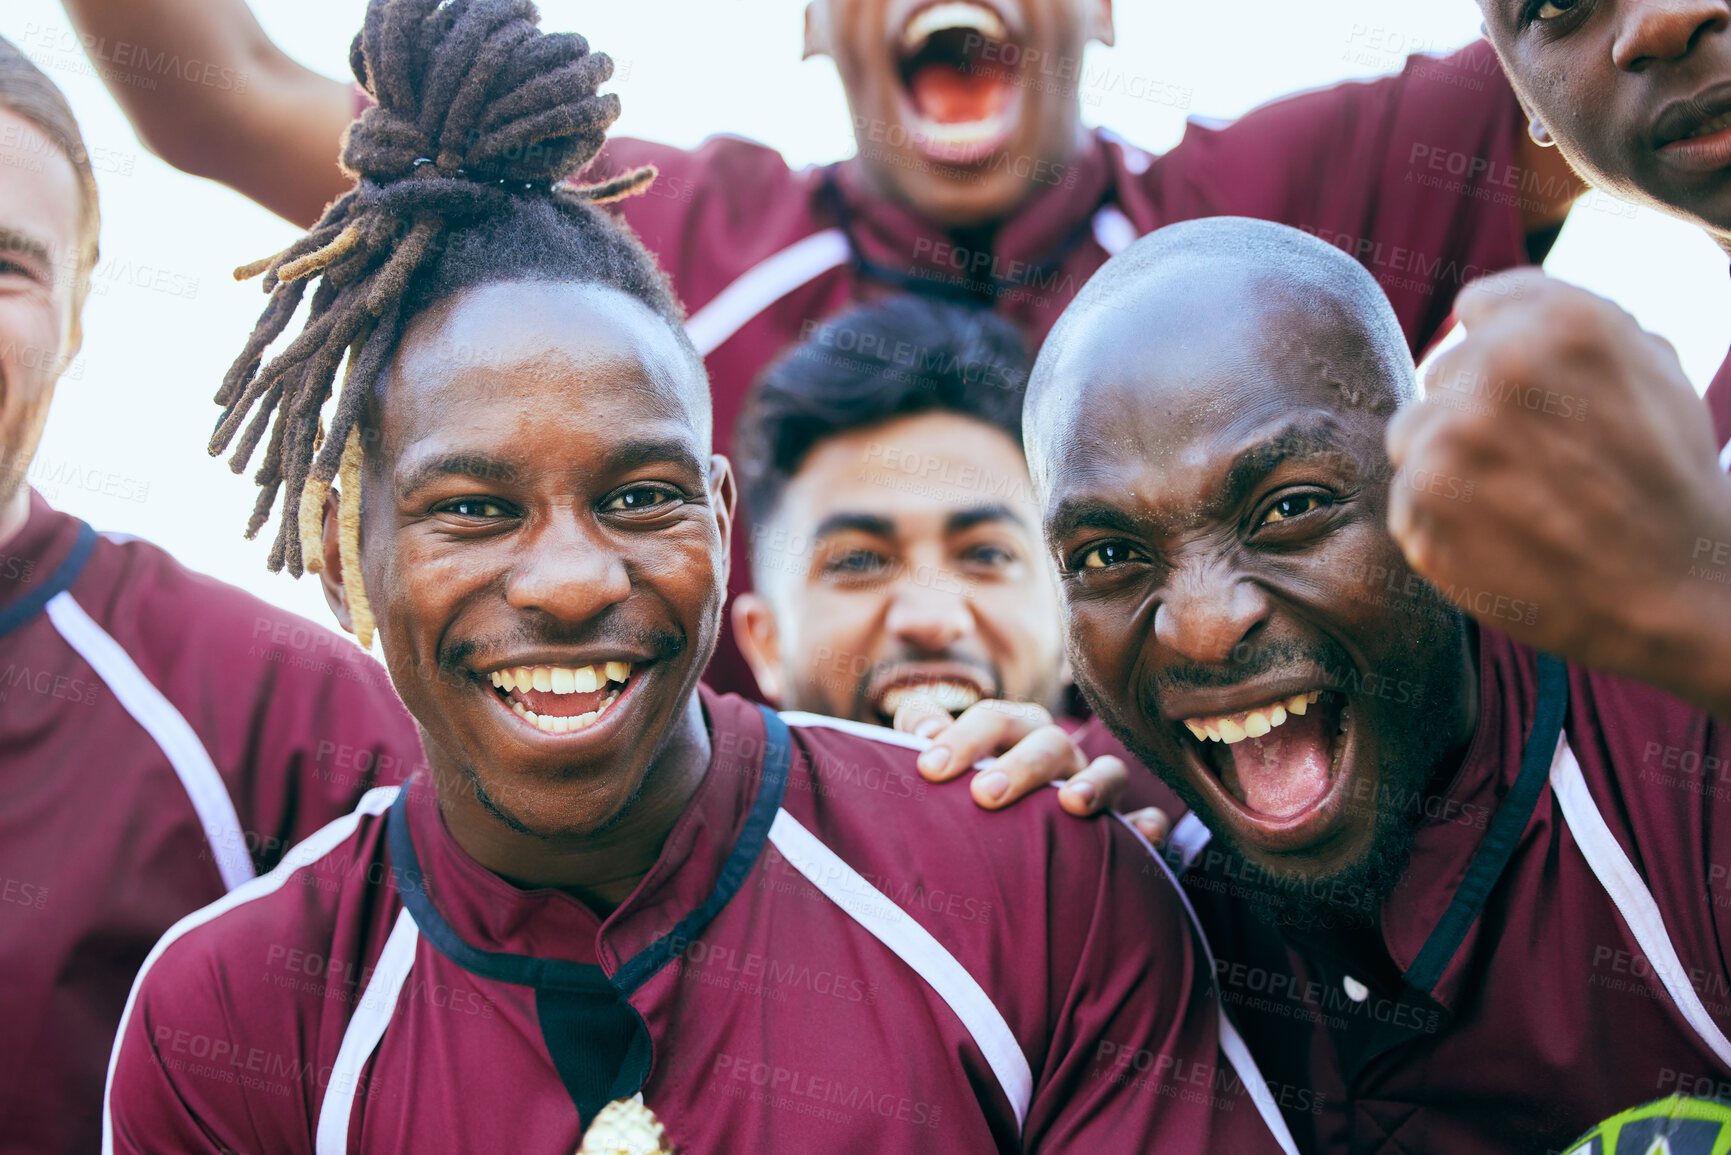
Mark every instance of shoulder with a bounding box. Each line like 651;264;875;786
110;788;400;1138
774;710;1168;915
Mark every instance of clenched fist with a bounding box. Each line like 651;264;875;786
1387;271;1731;717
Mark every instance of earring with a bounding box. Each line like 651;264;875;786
1529;118;1555;147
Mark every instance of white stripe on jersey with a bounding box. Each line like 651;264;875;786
46;590;254;891
1091;204;1139;256
766;807;1036;1131
777;710;1001;770
1551;735;1731;1071
101;786;401;1155
684;229;851;355
1110;814;1301;1155
316;908;421;1155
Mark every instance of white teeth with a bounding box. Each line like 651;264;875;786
492;663;632;697
879;681;984;718
1690;109;1731;139
901;1;1007;52
1185;693;1320;743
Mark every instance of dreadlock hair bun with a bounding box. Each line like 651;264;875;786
212;0;671;650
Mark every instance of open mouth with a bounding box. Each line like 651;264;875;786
866;662;994;724
1176;690;1352;830
894;0;1025;163
487;661;635;736
1653;83;1731;173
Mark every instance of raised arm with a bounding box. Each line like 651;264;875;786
60;0;354;225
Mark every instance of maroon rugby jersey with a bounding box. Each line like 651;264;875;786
105;690;1295;1154
1182;628;1731;1155
575;40;1541;697
0;491;423;1154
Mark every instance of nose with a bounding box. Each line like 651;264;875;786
885;572;974;655
504;511;630;623
1153;558;1270;666
1613;0;1730;70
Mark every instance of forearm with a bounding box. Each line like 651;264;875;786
59;0;355;225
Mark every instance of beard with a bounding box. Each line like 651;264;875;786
1082;597;1472;931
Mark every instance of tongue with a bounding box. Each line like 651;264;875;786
909;62;1009;124
1225;711;1334;819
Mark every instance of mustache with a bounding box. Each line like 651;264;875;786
848;648;1001;714
1139;637;1355;715
438;619;687;674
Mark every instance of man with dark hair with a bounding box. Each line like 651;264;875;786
103;8;1293;1151
0;35;421;1153
51;0;1582;697
1020;214;1731;1154
733;295;1167;818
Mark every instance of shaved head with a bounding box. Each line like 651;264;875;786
1026;217;1414;495
1027;217;1475;928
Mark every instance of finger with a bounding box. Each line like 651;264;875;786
1453;269;1546;328
971;724;1084;810
893;696;957;742
1058;755;1128;816
915;699;1054;782
1125;807;1172;848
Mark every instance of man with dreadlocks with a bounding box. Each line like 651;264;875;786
0;35;425;1154
104;4;1296;1151
60;0;1583;702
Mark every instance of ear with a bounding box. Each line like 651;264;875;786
1085;0;1115;47
803;0;834;60
318;487;356;635
710;453;738;586
731;592;786;705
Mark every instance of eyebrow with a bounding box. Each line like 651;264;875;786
945;503;1027;535
1043;417;1361;541
1216;419;1360;513
812;511;896;541
0;227;59;287
395;437;706;498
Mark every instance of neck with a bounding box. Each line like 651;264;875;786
0;485;31;551
435;692;712;916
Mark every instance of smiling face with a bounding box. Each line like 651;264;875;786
355;280;731;840
738;410;1063;723
1478;0;1731;240
0;107;82;536
1033;253;1476;923
808;0;1112;225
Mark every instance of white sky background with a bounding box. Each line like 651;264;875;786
4;0;1728;634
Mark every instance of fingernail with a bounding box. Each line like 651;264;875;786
1067;781;1097;809
975;771;1009;803
917;745;950;774
913;717;945;739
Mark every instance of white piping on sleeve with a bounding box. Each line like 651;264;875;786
1552;735;1731;1071
315;908;420;1155
767;807;1034;1130
46;591;254;891
1111;813;1301;1155
102;787;401;1155
684;229;851;355
1090;205;1139;256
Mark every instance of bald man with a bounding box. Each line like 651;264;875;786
1018;216;1731;1155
